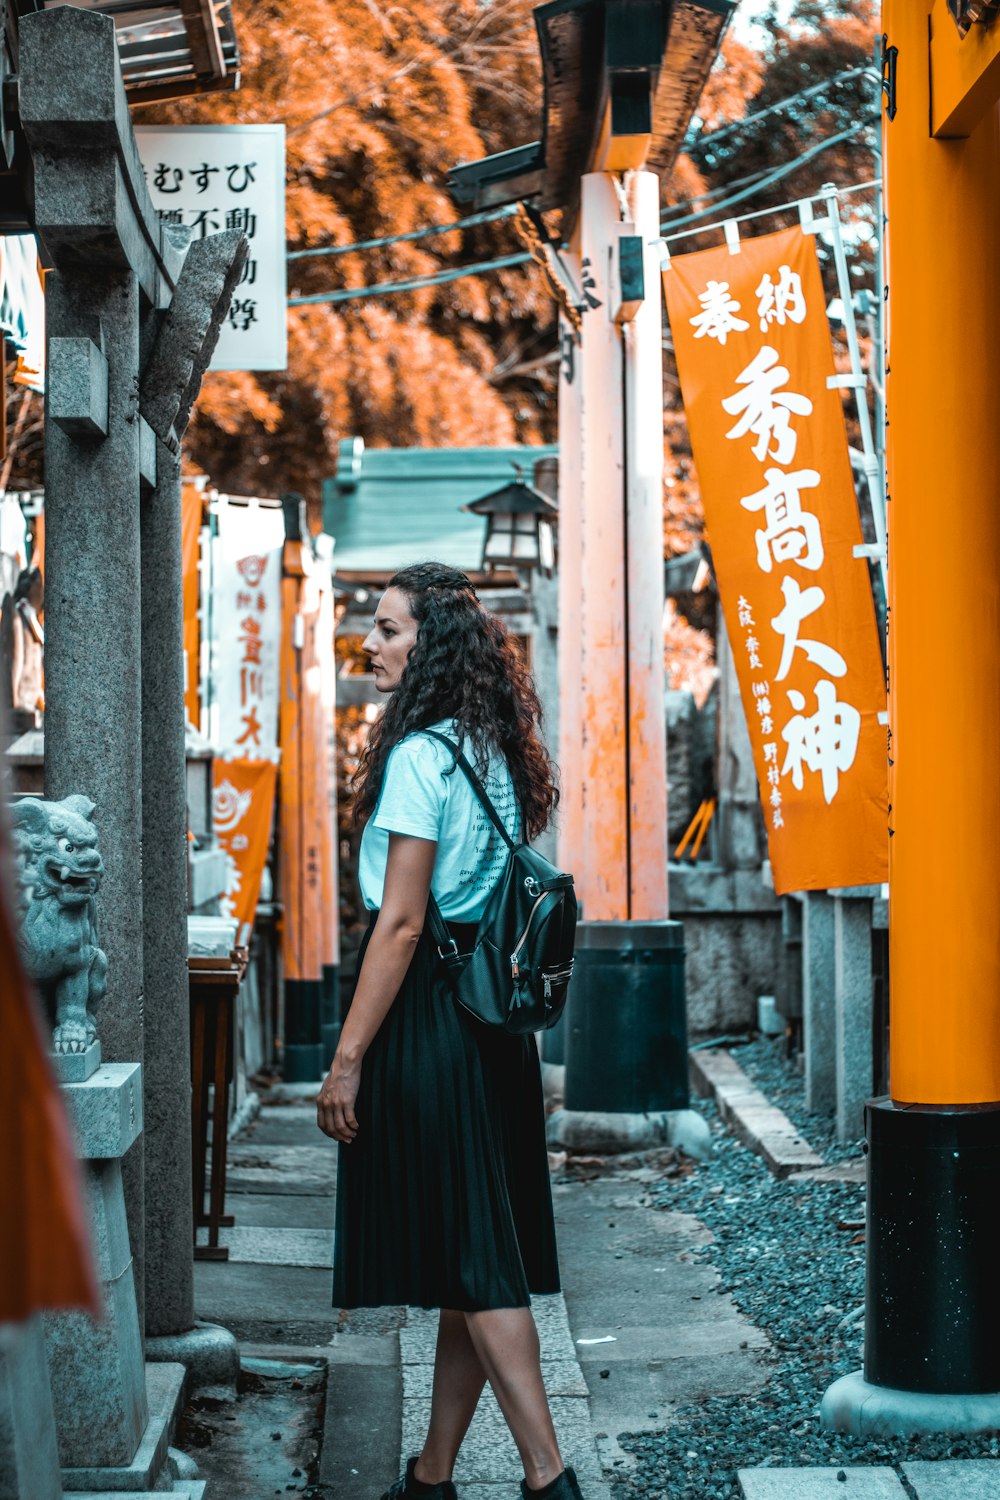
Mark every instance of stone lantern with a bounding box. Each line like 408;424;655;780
463;478;557;576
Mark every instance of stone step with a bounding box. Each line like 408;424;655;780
65;1488;206;1500
690;1046;824;1177
902;1460;1000;1499
738;1469;907;1498
61;1361;186;1494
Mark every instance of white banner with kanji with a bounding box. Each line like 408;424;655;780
210;498;283;760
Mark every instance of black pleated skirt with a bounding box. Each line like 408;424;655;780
332;915;560;1311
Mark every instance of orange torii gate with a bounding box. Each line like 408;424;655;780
822;0;1000;1433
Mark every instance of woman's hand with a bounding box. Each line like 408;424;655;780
316;1050;362;1143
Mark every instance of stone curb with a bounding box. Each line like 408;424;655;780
689;1046;824;1178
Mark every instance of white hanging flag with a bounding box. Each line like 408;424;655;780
211;499;284;760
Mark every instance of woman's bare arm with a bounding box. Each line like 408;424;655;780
316;832;437;1142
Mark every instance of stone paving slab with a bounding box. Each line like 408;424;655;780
903;1460;1000;1498
404;1358;589;1400
65;1490;205;1499
227;1141;336;1181
738;1468;906;1499
691;1048;824;1178
194;1225;333;1268
458;1484;611;1500
402;1394;603;1483
224;1188;336;1229
400;1296;575;1366
787;1162;867;1185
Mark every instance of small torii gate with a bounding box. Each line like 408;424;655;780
822;0;1000;1433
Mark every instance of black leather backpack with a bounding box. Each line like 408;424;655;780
423;732;577;1035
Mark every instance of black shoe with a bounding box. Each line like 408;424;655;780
520;1468;584;1500
383;1456;457;1500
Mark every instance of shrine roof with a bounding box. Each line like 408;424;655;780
323;442;558;574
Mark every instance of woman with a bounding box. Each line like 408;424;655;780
317;562;584;1500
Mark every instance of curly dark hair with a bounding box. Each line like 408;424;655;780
352;562;558;840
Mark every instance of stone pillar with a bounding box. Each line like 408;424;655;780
831;888;876;1143
0;1318;61;1500
44;267;147;1330
140;438;195;1337
802;890;835;1112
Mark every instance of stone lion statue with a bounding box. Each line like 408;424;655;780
10;794;108;1054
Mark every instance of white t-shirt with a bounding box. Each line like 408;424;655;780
357;720;521;922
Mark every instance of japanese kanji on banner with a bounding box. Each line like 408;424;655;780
212;758;278;946
663;225;887;894
211;498;284;759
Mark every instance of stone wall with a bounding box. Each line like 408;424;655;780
670;866;786;1035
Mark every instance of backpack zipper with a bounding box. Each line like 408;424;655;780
542;964;575;1001
510;891;552;979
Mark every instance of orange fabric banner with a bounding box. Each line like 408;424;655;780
213;757;278;946
181;481;202;731
663;225;887;894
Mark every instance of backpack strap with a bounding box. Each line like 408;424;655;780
426;890;459;961
423;730;517;851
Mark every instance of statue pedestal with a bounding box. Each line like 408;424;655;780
43;1063;187;1493
0;1316;62;1500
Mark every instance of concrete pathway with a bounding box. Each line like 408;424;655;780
193;1094;1000;1500
194;1096;769;1498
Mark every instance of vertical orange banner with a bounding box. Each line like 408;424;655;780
663;225;887;894
181;480;202;731
213;757;278;945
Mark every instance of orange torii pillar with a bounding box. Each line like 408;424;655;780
555;170;693;1128
279;502;325;1082
822;0;1000;1431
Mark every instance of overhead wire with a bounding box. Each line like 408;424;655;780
658;121;877;237
658;178;879;250
683;65;877;158
287;112;878;305
287;204;518;261
283;69;877;273
288;251;532;306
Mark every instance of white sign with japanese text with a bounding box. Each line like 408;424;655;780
135;124;287;371
210;498;284;760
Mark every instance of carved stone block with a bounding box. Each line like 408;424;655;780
140;228;248;452
50;337;109;439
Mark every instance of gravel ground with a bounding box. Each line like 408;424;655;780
728;1034;862;1163
611;1099;1000;1500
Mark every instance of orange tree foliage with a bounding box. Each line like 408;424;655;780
134;0;554;504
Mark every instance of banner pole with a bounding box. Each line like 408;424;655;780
819;182;887;598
